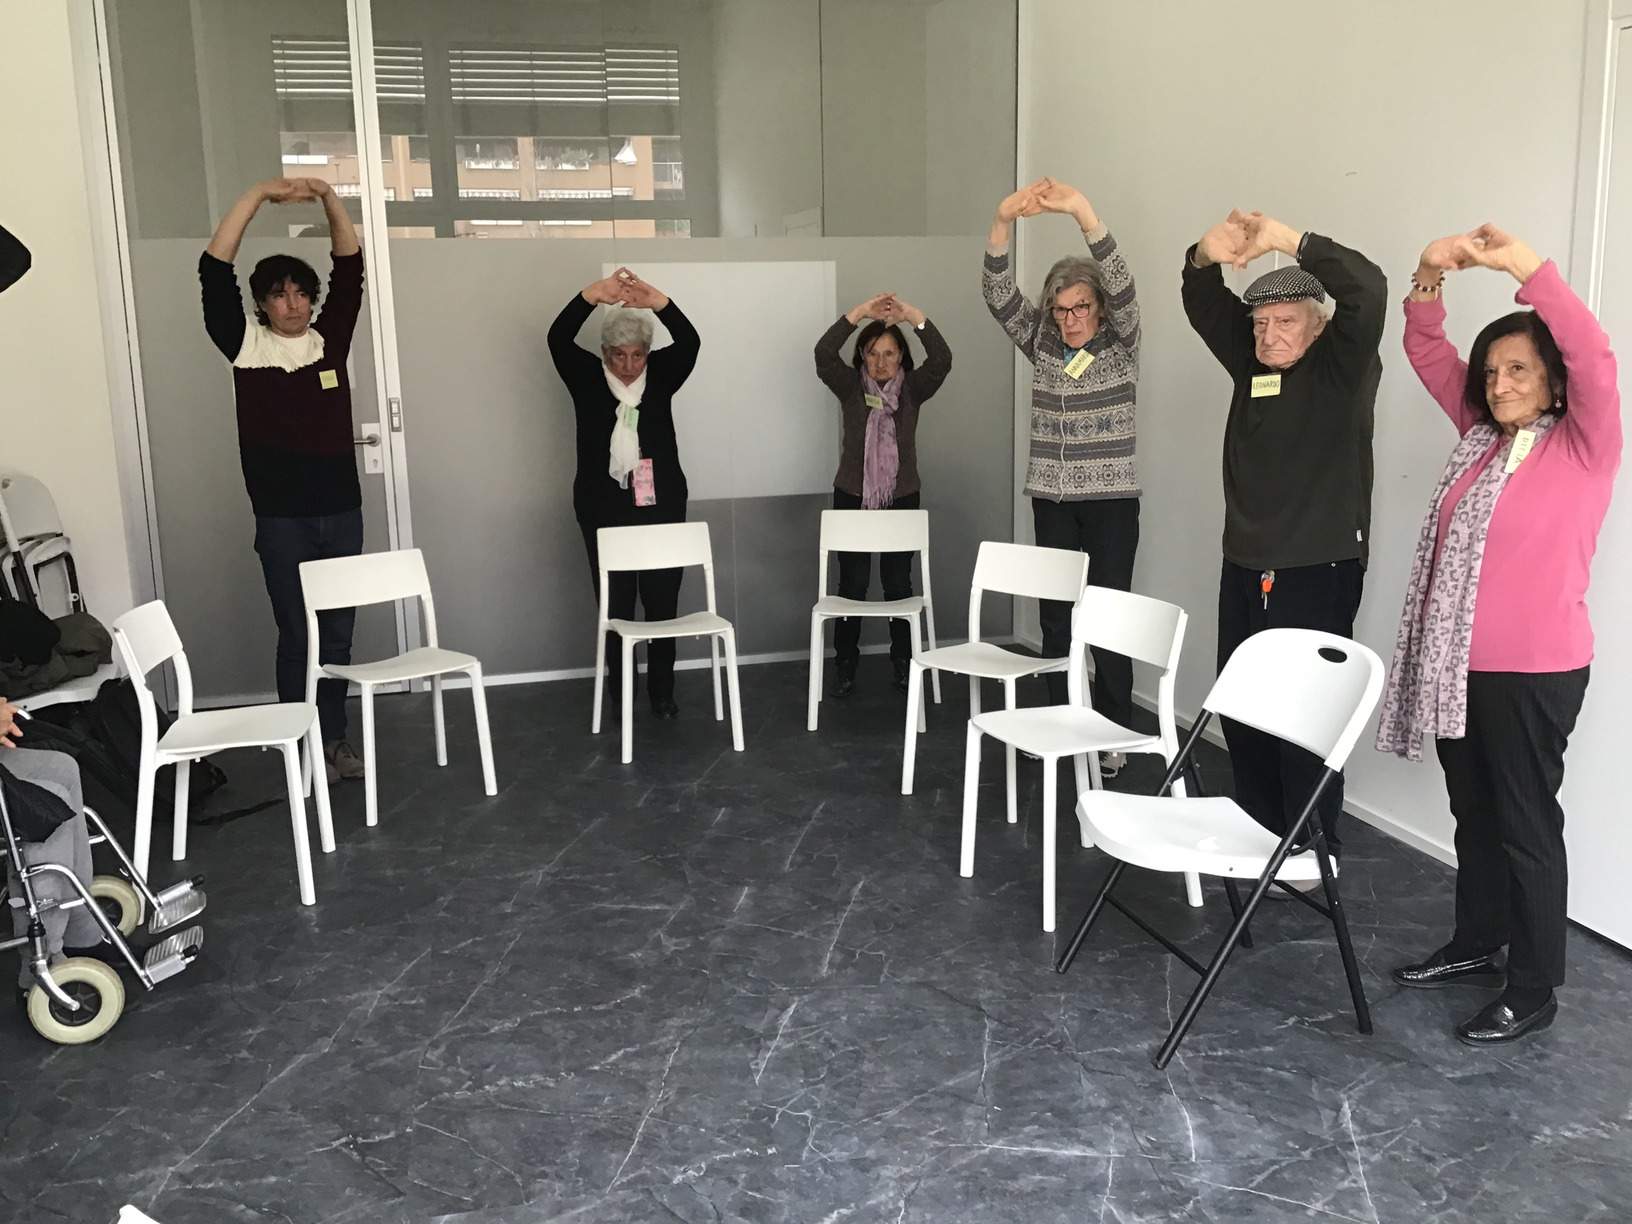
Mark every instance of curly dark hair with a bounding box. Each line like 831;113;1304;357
1463;310;1568;421
248;254;321;326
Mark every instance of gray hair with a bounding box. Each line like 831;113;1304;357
1038;255;1107;333
601;307;655;351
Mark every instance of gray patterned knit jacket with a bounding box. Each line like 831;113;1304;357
982;225;1141;502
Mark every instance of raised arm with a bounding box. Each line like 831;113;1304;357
314;178;360;257
1402;234;1483;434
814;297;878;398
547;279;608;381
982;181;1048;360
882;297;952;403
1282;226;1388;383
205;179;289;263
1181;213;1253;378
0;224;31;294
612;270;700;392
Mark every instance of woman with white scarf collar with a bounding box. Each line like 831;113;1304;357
548;267;700;721
1379;225;1621;1046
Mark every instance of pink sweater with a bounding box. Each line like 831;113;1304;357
1404;261;1621;673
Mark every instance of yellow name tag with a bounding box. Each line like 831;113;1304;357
319;368;340;390
1505;427;1537;474
863;393;884;411
1063;349;1094;379
1250;374;1282;398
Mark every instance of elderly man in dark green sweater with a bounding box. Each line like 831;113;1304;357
1181;209;1387;874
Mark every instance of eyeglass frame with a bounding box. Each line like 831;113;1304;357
1048;301;1099;322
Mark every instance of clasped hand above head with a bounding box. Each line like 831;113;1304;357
987;177;1102;251
1194;209;1302;269
583;266;670;310
1414;223;1542;287
845;292;925;328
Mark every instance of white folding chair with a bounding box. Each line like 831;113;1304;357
807;509;940;732
110;600;335;906
592;521;744;764
299;549;497;828
1055;628;1384;1068
901;541;1088;807
0;471;81;614
960;586;1198;932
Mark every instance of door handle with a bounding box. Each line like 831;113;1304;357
353;434;381;447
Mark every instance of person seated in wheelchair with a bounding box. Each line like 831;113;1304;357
2;699;106;1006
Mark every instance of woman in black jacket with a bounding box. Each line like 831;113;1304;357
548;268;700;719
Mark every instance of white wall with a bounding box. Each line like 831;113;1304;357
1022;1;1614;905
0;1;136;620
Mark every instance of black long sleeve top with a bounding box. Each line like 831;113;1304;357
548;294;701;523
1181;233;1387;570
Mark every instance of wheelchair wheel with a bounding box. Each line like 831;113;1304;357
26;957;126;1045
90;875;144;936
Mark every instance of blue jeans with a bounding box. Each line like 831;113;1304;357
253;510;364;742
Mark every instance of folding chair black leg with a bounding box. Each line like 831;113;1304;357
1310;817;1372;1035
1222;878;1254;949
1054;859;1127;974
1153;888;1263;1069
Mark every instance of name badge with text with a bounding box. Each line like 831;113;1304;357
1064;349;1094;380
319;368;340;390
864;393;884;411
1505;428;1537;474
633;458;656;507
1250;374;1282;398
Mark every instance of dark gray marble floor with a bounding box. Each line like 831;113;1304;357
4;658;1630;1223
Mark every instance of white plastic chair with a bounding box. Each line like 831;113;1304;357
299;548;497;828
959;586;1199;932
807;509;939;732
110;600;335;906
0;471;81;614
901;541;1088;807
593;521;744;764
1055;628;1385;1069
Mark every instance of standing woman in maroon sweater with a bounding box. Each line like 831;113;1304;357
200;177;367;785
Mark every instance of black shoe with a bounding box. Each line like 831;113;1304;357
1455;992;1557;1046
650;697;680;720
832;658;857;698
891;659;910;693
1392;944;1506;990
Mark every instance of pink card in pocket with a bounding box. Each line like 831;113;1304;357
633;458;656;507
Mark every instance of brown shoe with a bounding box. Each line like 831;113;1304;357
325;739;366;782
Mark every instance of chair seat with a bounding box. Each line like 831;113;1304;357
609;611;731;640
324;646;477;685
158;702;316;756
917;641;1065;681
814;594;924;618
1077;791;1323;882
971;705;1158;758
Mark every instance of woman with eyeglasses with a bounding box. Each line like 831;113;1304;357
983;179;1143;745
812;293;952;696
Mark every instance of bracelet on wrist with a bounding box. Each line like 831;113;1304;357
1409;272;1444;296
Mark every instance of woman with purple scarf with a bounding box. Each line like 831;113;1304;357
1379;224;1621;1046
813;293;953;696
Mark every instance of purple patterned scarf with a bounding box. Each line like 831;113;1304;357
861;369;906;510
1376;412;1559;761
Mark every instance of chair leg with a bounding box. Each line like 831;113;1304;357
432;674;447;767
1154;884;1269;1069
132;754;156;880
1316;833;1372;1034
710;635;724;722
1184;872;1205;909
1042;754;1058;933
924;605;942;703
906;617;925;733
723;632;745;752
361;683;379;828
307;725;336;854
1072;754;1094;848
592;622;607;734
470;664;497;796
959;720;982;877
279;743;317;907
1087;750;1103;790
1002;678;1018;826
901;661;924;795
1166;756;1205;907
1055;859;1127;974
1222;878;1254;949
171;760;191;862
806;613;823;732
621;637;636;764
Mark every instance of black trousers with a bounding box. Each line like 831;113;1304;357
1437;667;1588;989
1031;496;1139;723
1217;557;1363;851
831;488;920;664
579;501;687;702
253;510;364;742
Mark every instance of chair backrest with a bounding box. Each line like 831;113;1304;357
597;521;714;575
111;599;195;728
0;473;65;544
1204;629;1384;770
1066;586;1188;748
972;540;1088;601
818;509;928;557
300;549;431;613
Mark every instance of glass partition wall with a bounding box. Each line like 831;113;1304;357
103;0;1018;697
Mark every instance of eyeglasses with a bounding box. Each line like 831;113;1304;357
1049;302;1097;321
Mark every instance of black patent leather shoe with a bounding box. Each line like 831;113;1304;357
832;658;857;698
1455;993;1557;1046
650;697;680;720
892;659;910;693
1392;945;1506;989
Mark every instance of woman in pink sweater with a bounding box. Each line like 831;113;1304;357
1377;224;1621;1046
